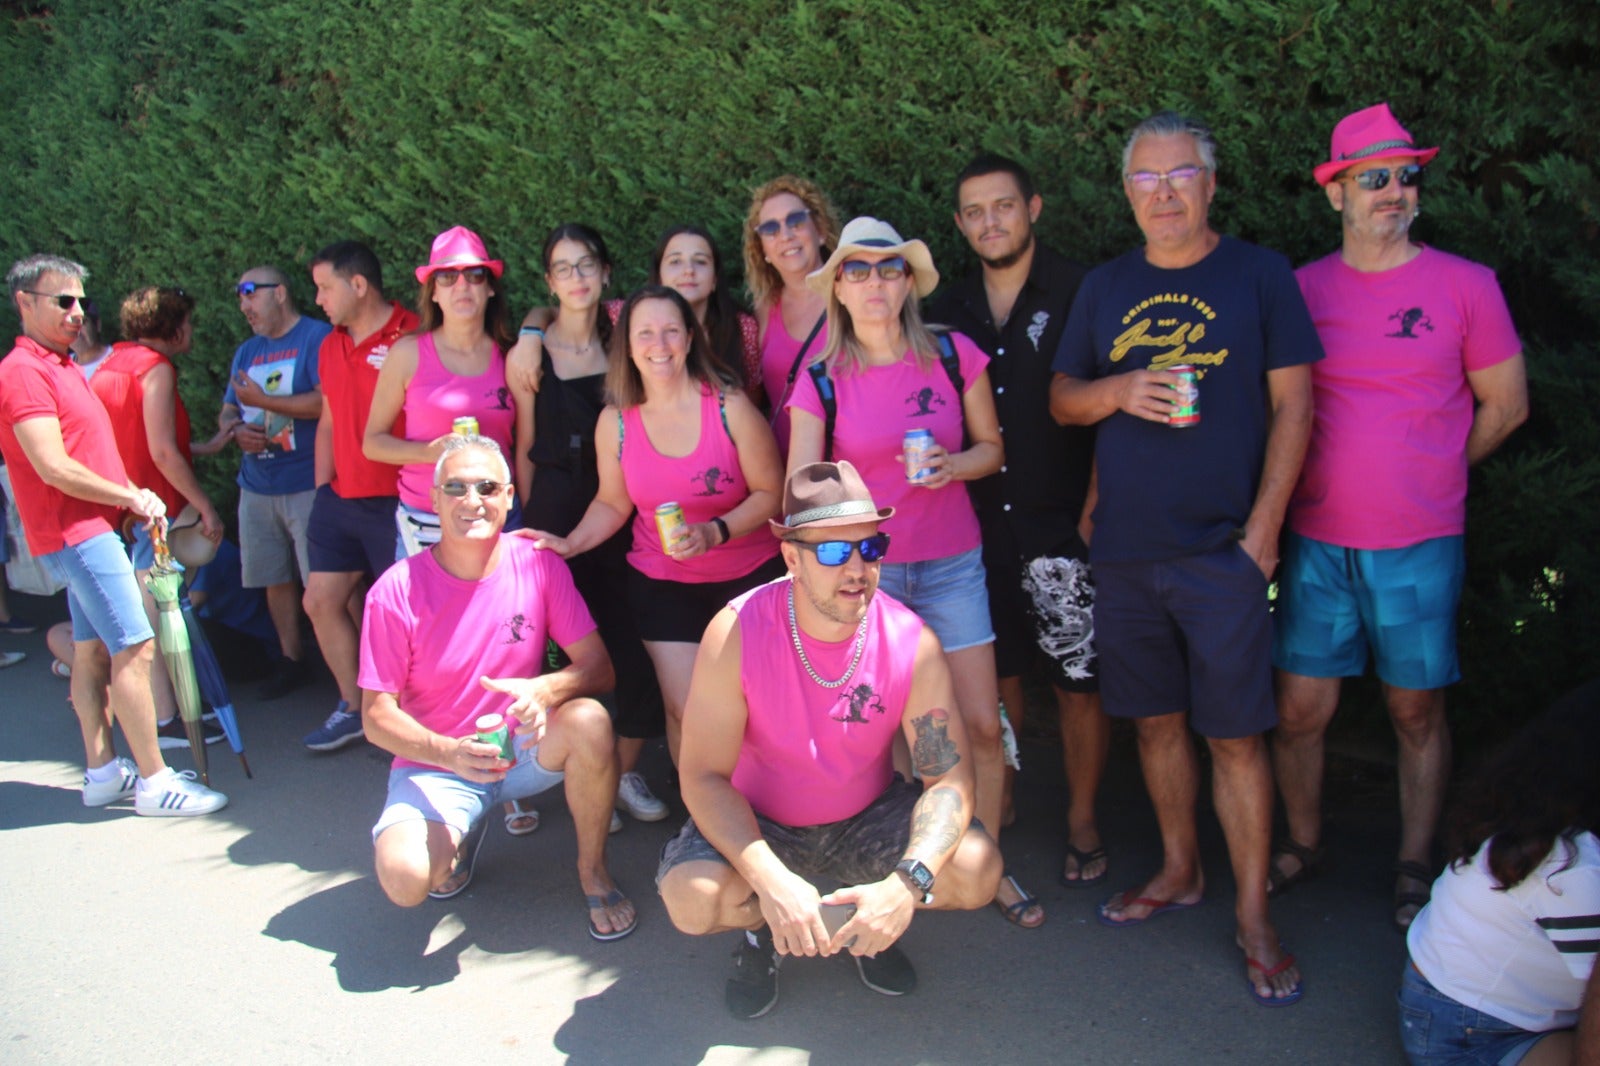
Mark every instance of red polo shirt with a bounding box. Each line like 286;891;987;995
318;302;418;499
0;335;128;554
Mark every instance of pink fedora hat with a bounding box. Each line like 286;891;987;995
1313;103;1439;186
414;225;505;283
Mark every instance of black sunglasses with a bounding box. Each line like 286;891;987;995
23;291;88;310
754;209;812;238
788;533;891;566
237;281;281;297
437;479;505;498
1347;164;1425;191
434;267;490;287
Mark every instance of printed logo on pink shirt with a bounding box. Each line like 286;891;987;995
501;614;531;644
1386;307;1434;338
904;386;947;417
690;466;734;496
830;682;887;723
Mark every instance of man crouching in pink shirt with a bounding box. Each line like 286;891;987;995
359;434;636;940
658;460;1002;1019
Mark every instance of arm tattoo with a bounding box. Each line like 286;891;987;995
911;707;960;777
908;785;963;859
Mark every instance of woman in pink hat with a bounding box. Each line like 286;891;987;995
525;285;783;769
364;226;534;555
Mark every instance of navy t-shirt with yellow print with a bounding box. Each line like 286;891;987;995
1051;236;1322;564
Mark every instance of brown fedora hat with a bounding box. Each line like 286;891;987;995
769;460;894;533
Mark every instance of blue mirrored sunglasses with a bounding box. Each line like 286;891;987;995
789;533;891;566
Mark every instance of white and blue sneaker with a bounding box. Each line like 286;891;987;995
303;701;365;752
82;756;139;807
134;769;228;817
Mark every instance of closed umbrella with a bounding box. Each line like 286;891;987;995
180;598;252;778
144;521;210;785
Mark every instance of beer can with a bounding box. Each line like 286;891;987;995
654;501;687;552
903;428;936;482
474;712;515;761
1168;365;1200;428
452;416;479;436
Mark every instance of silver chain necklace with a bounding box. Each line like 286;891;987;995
788;583;868;689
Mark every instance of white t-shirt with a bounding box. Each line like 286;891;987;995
1408;830;1600;1031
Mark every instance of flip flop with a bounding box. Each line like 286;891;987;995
428;818;489;901
586;888;638;942
504;801;540;837
1060;842;1109;888
1096;890;1202;928
1245;949;1304;1007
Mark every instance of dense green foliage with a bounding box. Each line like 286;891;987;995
3;0;1595;741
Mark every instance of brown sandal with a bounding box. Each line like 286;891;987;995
1266;838;1325;899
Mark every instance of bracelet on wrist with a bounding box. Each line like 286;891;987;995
519;326;544;339
710;516;730;545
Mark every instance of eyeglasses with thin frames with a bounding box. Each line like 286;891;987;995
548;257;600;281
1124;165;1208;193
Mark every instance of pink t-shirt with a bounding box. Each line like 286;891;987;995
357;535;597;770
760;293;829;458
396;332;515;509
620;384;779;583
786;333;989;563
727;578;923;826
1291;247;1521;548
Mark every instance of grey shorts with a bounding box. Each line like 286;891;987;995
657;775;923;888
239;487;314;587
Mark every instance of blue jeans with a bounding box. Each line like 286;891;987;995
1398;963;1545;1065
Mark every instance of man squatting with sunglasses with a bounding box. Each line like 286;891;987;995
1267;103;1527;930
657;460;1002;1020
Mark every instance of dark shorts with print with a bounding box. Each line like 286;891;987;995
984;524;1098;693
656;775;922;888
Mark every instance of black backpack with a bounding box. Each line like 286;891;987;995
807;328;964;461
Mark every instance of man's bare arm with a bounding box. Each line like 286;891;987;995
361;690;504;784
481;629;615;747
1465;354;1528;465
13;417;149;512
1239;362;1313;579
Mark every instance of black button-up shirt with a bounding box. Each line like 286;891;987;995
927;243;1094;560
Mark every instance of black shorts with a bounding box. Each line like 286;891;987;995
627;555;787;644
984;525;1098;693
567;534;666;740
656;775;923;888
306;486;400;577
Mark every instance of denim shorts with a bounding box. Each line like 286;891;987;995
371;742;566;842
1274;532;1464;690
1398;962;1545;1065
876;546;994;653
42;531;155;654
128;521;157;571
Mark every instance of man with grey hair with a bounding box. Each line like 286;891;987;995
358;435;635;939
0;254;227;815
1049;111;1322;1005
218;265;329;700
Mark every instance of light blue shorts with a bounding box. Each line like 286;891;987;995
42;531;155;655
1273;532;1464;690
371;742;566;842
1398;963;1545;1065
876;545;994;653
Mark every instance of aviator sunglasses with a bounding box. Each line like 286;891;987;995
789;533;891;566
1346;164;1425;191
754;208;812;238
437;478;505;497
837;256;908;283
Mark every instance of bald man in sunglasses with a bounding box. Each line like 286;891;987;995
658;460;1001;1020
1269;103;1528;931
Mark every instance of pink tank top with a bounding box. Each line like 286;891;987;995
397;332;515;509
620;383;779;583
760;292;828;459
729;579;922;826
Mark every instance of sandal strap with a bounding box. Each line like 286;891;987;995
1393;859;1434;883
1272;838;1322;867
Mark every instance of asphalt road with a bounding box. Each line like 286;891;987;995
0;588;1411;1064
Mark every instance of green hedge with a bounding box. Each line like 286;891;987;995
4;0;1595;743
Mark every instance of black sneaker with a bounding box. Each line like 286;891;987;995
157;715;225;749
258;656;307;700
854;943;916;996
725;928;781;1020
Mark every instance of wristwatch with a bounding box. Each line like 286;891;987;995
894;859;935;904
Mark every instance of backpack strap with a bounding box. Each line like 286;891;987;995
931;326;963;396
806;361;838;463
615;408;625;459
718;390;731;439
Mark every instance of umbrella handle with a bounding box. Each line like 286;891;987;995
150;516;174;573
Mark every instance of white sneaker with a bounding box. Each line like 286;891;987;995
82;757;139;807
609;810;624;834
615;771;669;822
135;769;228;817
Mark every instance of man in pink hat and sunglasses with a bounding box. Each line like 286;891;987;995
1269;103;1528;930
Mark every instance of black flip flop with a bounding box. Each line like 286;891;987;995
1059;842;1109;888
